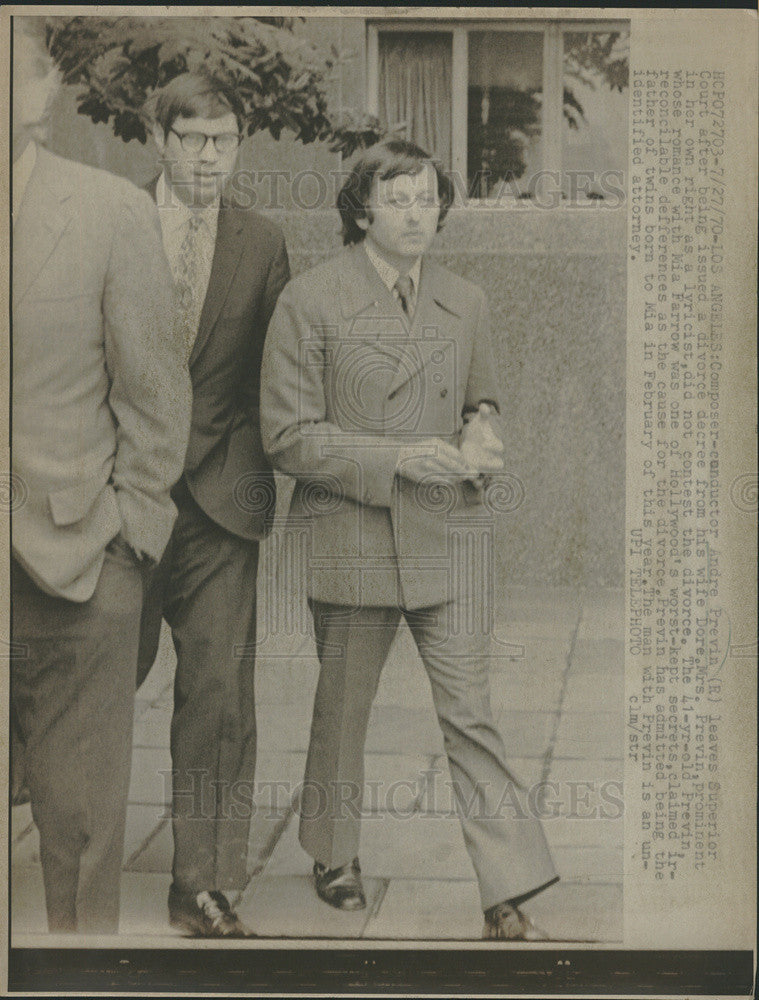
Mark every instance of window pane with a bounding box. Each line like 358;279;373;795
378;32;452;168
562;30;630;199
467;31;543;199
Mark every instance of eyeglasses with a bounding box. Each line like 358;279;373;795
170;128;242;154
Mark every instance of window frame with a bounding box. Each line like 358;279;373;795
367;18;630;205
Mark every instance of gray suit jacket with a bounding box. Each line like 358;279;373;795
261;243;504;610
12;146;192;601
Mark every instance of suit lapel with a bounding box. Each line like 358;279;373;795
386;259;462;396
338;245;411;364
190;205;245;367
144;176;245;369
13;149;74;307
337;247;464;397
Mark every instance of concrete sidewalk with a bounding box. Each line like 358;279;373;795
11;583;623;944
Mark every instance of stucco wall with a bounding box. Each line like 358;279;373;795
272;207;627;589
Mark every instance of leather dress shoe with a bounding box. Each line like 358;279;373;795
483;900;548;940
313;857;366;911
168;885;253;937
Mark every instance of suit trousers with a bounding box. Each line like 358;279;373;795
11;540;142;933
137;479;259;896
300;600;559;911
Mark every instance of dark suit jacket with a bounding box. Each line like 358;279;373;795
147;176;290;540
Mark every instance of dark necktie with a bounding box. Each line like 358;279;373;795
394;273;414;318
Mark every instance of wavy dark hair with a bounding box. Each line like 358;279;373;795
337;139;454;246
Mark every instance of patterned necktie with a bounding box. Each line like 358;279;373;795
394;273;415;319
172;214;204;360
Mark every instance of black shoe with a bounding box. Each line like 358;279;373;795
168;886;253;938
313;857;366;911
483;900;548;940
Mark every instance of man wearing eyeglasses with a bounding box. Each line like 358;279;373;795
137;72;290;936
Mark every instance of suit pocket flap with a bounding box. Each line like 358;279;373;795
48;475;108;526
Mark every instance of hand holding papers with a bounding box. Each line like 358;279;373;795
460;403;505;481
396;438;477;483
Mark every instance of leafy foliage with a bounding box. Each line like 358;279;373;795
564;31;629;95
44;17;628;177
467;85;541;191
326;109;388;159
45;15;382;154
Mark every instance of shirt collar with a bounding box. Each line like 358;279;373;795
13;140;37;222
363;238;422;295
156;171;220;236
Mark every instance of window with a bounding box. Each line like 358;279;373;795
368;20;629;202
378;32;453;171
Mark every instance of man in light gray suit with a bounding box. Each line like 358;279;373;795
261;140;558;939
10;18;192;934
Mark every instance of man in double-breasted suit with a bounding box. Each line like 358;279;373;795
11;18;191;934
261;139;558;939
136;73;289;936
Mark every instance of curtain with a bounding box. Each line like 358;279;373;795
378;33;452;168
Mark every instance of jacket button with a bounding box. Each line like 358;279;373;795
440;388;448;397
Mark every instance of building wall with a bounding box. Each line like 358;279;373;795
42;16;625;587
277;207;627;590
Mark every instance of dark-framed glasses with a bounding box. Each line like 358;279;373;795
170;128;242;154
